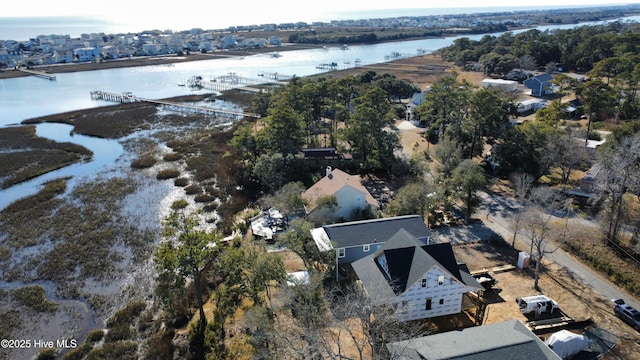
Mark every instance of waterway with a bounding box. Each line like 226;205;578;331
2;15;639;128
0;15;638;210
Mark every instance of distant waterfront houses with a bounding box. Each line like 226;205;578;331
0;10;544;68
1;5;638;68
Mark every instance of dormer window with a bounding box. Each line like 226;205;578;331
376;253;391;281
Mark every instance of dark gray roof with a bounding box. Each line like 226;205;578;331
387;319;562;360
352;229;481;301
322;215;430;248
524;73;553;87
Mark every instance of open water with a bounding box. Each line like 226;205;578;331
0;14;639;209
0;5;609;40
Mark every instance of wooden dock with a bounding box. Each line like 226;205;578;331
186;73;286;93
90;91;260;119
16;67;56;80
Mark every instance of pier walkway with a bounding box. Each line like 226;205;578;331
16;67;56;80
90;91;260;119
186;73;287;92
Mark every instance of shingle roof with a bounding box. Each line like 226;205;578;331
317;215;430;249
387;319;562;360
352;229;481;300
302;168;378;212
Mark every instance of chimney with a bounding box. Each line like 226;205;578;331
326;166;332;179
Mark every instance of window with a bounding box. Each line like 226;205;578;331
439;299;444;305
421;279;427;288
337;248;345;258
363;244;370;252
425;298;432;310
438;275;445;286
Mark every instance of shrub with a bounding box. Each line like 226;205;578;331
131;155;156;169
156;169;180;180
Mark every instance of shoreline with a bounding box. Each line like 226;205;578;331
0;43;326;80
0;26;542;80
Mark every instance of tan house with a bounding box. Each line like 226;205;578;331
303;167;378;221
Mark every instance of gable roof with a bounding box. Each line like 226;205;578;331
386;319;562;360
352;229;482;299
311;215;431;251
302;168;378;213
524;73;553;88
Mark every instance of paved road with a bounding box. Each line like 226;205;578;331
474;190;640;311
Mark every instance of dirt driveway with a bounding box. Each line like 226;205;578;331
452;239;640;360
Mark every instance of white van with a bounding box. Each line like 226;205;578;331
516;295;558;316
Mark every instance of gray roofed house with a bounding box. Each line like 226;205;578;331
386;319;561;359
352;229;481;322
523;73;554;97
310;215;432;266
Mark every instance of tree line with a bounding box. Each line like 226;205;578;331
439;20;640;77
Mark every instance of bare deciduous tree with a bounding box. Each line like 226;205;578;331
596;136;640;244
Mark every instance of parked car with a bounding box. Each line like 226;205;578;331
613;298;640;331
516;295;558;316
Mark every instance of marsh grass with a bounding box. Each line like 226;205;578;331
194;194;216;203
0;126;92;188
174;177;189;187
74;340;138;360
86;329;105;343
131;155;157;169
12;285;58;313
157;168;180;180
1;175;157;303
184;184;202;195
163;153;182;162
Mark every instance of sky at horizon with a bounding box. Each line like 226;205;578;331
5;1;640;18
3;0;640;33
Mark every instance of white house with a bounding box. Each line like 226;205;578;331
352;229;482;322
73;47;99;62
302;166;378;221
